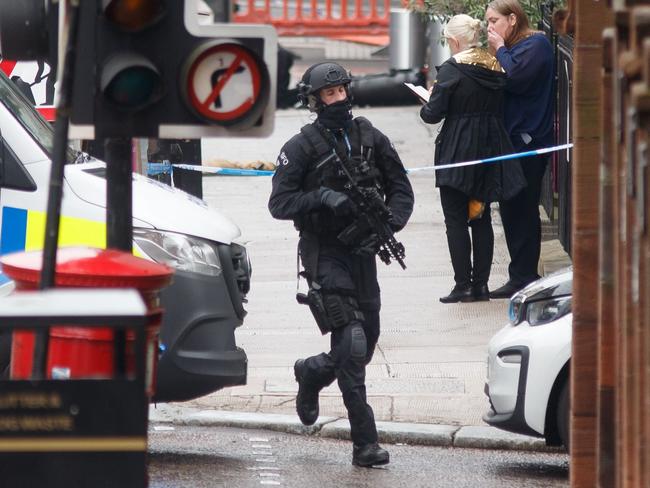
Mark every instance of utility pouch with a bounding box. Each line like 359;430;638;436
323;294;354;329
296;286;331;335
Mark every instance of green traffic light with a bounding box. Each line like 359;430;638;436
100;53;163;110
105;67;160;108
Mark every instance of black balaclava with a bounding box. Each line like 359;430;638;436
318;98;353;130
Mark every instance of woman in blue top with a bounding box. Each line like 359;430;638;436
486;0;554;299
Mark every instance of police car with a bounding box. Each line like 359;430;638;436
0;68;250;402
483;267;572;449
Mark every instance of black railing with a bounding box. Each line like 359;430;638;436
555;35;573;255
540;2;573;256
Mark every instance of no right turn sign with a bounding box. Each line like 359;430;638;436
182;41;270;129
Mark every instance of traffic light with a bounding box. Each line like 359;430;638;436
96;1;166;115
68;0;277;139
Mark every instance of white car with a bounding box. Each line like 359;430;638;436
483;267;572;449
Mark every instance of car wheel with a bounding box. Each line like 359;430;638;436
557;380;570;450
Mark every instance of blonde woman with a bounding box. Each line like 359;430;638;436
420;14;525;303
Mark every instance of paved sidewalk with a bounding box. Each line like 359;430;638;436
156;106;571;451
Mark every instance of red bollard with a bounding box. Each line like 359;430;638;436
0;247;173;396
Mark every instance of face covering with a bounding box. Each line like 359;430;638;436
318;99;353;130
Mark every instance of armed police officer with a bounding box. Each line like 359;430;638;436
268;62;414;467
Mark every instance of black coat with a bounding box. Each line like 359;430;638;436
420;48;526;202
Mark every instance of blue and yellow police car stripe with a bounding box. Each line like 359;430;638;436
1;206;106;257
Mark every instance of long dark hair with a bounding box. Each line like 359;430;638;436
487;0;533;48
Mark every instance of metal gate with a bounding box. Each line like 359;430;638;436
555;35;573;256
541;2;573;256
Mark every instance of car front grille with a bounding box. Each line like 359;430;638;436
230;243;251;299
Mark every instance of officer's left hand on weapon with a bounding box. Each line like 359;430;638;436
320;188;358;217
354;234;380;256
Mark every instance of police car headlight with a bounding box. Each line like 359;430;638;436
133;229;221;276
525;296;571;326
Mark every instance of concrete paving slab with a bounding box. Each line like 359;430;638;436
376;421;457;447
245;363;388;384
264;377;466;395
379;345;490;364
385;361;485;379
257;394;395;421
453;425;559;452
187;394;263;412
319;419;457;447
184;410;339;436
391;395;489;426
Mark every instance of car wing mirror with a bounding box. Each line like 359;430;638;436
10;76;36;106
0;136;37;192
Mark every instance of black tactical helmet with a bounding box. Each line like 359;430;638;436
298;62;352;112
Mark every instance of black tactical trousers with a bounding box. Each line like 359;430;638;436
439;185;494;288
299;238;381;446
499;154;549;286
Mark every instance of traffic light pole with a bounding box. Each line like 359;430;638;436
34;3;81;379
105;137;134;251
105;136;133;377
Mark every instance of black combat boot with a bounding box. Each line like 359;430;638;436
294;359;319;426
352;443;390;467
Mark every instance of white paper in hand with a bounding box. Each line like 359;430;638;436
404;82;430;102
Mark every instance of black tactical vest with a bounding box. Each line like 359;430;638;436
296;117;384;237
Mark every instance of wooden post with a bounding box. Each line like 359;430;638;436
612;13;631;487
625;10;650;486
598;28;617;488
571;0;612;486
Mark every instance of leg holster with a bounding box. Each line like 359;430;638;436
297;284;365;335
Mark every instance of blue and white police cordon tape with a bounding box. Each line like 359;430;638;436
165;143;574;177
408;143;574;172
147;161;173;176
172;163;275;176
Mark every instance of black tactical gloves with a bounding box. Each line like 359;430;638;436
320;188;357;216
354;234;380;256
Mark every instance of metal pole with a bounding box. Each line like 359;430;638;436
105;138;133;251
33;2;80;379
105;137;133;377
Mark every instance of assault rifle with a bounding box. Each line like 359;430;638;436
318;149;407;269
